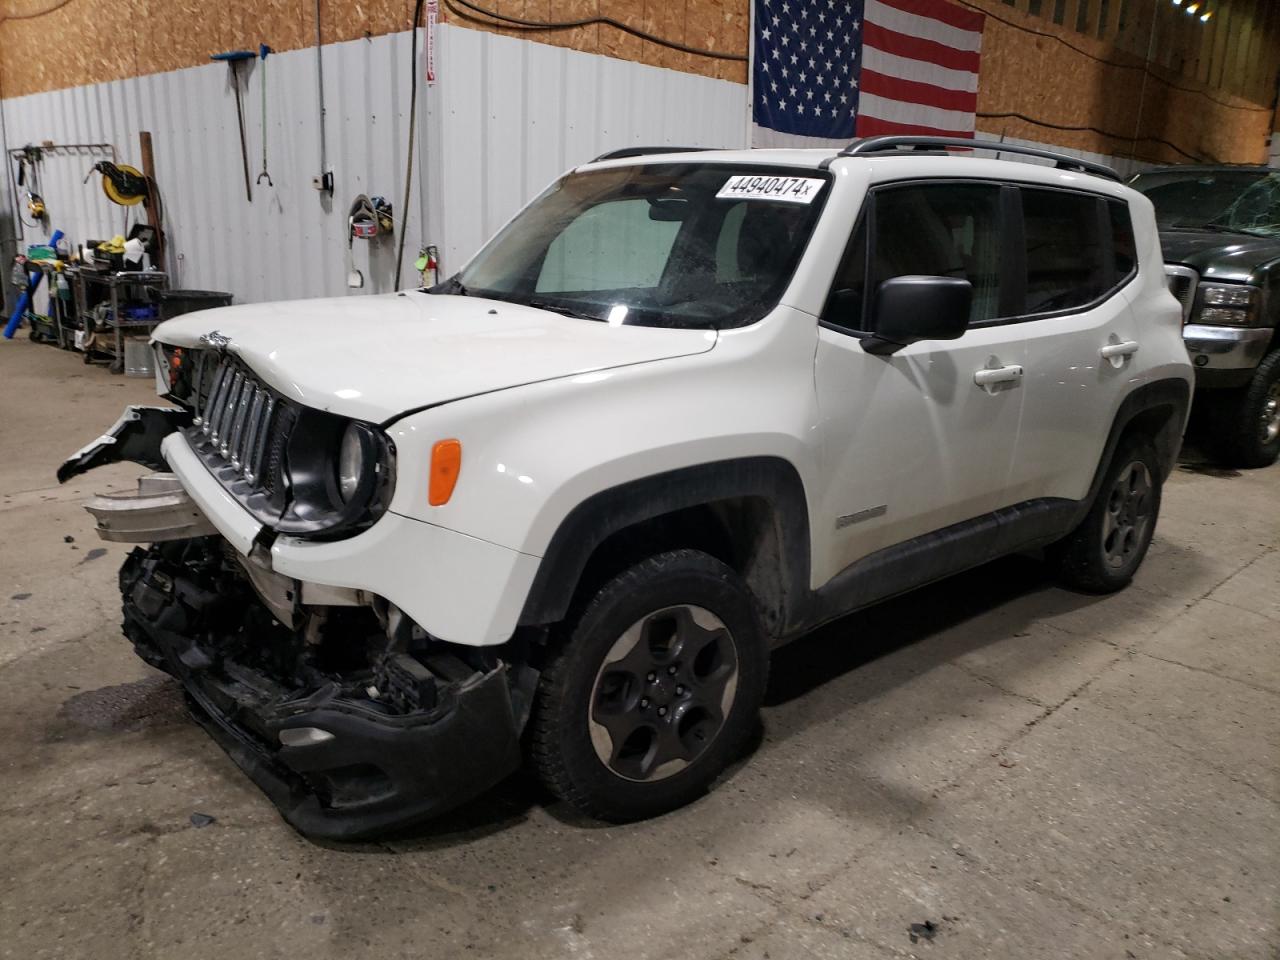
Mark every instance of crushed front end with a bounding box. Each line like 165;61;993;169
61;344;525;840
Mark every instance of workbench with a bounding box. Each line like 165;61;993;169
68;267;168;374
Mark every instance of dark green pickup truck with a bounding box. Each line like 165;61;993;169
1130;166;1280;467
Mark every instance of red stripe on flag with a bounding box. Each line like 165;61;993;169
854;114;974;138
863;22;981;74
859;69;978;114
873;0;986;34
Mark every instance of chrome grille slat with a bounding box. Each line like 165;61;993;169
218;374;244;456
228;383;254;469
201;362;230;437
214;372;244;450
241;391;266;482
247;397;276;484
192;352;209;426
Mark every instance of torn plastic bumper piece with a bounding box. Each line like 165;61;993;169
58;406;192;484
121;548;522;841
85;472;218;543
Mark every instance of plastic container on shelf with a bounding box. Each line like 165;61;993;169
123;337;154;378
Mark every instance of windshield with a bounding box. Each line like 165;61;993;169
450;163;831;329
1130;169;1277;235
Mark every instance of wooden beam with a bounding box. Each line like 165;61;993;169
138;131;166;274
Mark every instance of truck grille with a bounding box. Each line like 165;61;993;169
191;352;286;487
1164;265;1198;324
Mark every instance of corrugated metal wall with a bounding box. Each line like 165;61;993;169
423;24;751;272
2;30;423;309
0;23;749;314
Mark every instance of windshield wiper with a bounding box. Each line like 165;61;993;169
430;274;471;296
524;299;605;322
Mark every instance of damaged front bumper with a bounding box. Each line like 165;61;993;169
121;543;522;840
63;406;525;840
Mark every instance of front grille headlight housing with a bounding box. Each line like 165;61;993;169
337;422;365;502
1193;282;1261;327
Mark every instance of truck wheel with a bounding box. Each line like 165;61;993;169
528;549;768;822
1050;437;1162;594
1212;349;1280;468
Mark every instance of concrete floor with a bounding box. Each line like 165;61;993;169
0;335;1276;960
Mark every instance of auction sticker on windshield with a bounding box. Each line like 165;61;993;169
716;175;824;204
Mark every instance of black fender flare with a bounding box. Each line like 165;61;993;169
1074;377;1191;524
517;456;813;634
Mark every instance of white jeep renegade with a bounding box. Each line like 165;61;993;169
63;137;1194;839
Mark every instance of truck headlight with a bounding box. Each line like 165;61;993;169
337;422;365;502
1194;283;1261;326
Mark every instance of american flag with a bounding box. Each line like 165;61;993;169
751;0;985;146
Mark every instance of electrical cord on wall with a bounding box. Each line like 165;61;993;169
952;0;1272;113
0;0;77;22
977;111;1209;164
441;0;748;61
394;0;426;290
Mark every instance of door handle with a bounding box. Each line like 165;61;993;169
1100;340;1139;368
973;364;1024;389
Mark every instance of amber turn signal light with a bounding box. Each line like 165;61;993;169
429;439;462;505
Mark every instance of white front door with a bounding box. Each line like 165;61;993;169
810;180;1026;586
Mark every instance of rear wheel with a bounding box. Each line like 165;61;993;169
1050;437;1162;593
528;550;768;822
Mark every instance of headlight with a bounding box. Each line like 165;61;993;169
337;422;365;502
273;415;394;537
1193;283;1261;326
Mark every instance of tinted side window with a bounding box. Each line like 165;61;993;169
1022;189;1109;313
1108;199;1137;281
870;184;1004;324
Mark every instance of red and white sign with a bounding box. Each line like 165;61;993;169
426;0;439;86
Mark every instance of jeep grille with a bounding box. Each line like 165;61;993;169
190;352;287;488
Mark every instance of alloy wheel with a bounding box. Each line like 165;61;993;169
1101;460;1154;570
1260;381;1280;445
588;605;739;783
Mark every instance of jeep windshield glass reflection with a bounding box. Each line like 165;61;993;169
1131;169;1280;237
449;164;831;329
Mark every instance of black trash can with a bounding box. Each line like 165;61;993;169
158;289;233;321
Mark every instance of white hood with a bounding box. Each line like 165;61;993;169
153;291;718;422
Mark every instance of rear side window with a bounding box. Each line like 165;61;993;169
1021;189;1110;313
1109;199;1137;281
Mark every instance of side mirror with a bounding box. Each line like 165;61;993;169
864;276;972;355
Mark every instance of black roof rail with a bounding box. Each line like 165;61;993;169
837;135;1123;182
590;145;709;163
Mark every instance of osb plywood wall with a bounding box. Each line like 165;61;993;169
0;0;1272;163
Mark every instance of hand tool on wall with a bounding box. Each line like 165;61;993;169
256;44;273;187
210;49;256;201
83;161;149;205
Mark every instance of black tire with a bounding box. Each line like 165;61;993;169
1210;349;1280;469
1050;436;1163;594
528;549;768;822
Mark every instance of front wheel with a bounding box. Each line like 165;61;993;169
528;550;768;822
1210;349;1280;468
1049;437;1163;593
